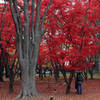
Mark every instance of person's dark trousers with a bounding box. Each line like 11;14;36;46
77;83;82;94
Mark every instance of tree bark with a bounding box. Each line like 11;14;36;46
66;84;70;94
89;67;93;79
97;31;100;75
9;77;14;93
44;69;46;77
0;56;3;82
60;69;73;93
99;59;100;75
50;69;52;76
54;68;59;82
9;0;53;99
84;70;88;80
0;67;3;82
39;65;43;80
14;43;41;100
60;69;67;84
5;65;9;78
66;72;74;94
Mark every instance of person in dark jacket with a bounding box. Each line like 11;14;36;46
76;72;83;94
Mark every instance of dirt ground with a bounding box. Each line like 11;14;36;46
0;76;100;100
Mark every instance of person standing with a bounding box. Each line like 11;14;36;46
76;72;83;94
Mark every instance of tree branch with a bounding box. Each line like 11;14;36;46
40;0;53;35
31;0;35;43
23;0;30;58
9;0;23;60
34;0;41;36
0;2;7;39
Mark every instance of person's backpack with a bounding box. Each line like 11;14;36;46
78;75;83;82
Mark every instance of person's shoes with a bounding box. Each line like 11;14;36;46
77;92;80;94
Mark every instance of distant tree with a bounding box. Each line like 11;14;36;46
0;2;19;92
0;1;7;82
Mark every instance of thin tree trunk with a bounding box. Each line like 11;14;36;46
0;60;3;82
66;72;74;94
60;69;67;84
98;50;100;75
89;67;93;79
9;77;14;93
0;68;3;82
99;59;100;75
50;69;52;76
61;69;74;94
39;65;43;80
5;65;9;78
84;70;87;80
44;69;46;77
97;31;100;75
60;69;71;93
54;69;58;82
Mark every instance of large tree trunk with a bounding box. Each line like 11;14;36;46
9;0;53;99
14;43;40;100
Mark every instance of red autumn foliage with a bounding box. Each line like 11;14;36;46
0;0;99;72
38;0;100;71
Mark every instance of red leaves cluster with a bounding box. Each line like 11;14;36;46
38;0;100;71
0;0;99;71
0;3;17;69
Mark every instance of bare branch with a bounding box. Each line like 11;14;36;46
23;0;30;58
9;0;18;27
97;0;100;3
9;0;23;60
17;4;24;12
31;0;35;43
0;2;7;39
34;0;41;35
40;0;53;35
